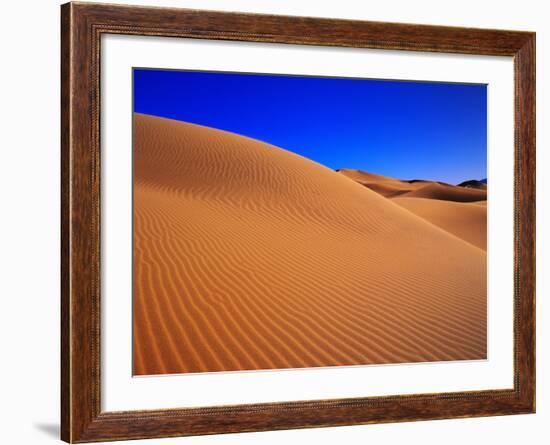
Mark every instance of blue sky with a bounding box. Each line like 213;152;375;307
134;69;487;184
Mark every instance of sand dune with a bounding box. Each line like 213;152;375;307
340;170;487;250
337;169;401;184
133;113;487;375
392;197;487;250
338;169;424;198
400;182;486;202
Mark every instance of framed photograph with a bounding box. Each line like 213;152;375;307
61;2;535;442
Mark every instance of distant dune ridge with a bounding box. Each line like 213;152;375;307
336;169;426;198
133;113;487;376
457;179;488;190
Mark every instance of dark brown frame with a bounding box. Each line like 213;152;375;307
61;2;536;442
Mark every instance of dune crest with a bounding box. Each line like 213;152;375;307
133;113;487;375
338;169;423;198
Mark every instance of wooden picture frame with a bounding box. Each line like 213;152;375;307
61;2;535;442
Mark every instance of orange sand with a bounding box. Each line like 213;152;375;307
392;197;487;250
133;113;487;375
399;182;487;202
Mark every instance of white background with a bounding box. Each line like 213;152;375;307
0;0;546;444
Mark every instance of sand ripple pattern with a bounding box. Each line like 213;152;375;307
133;113;487;375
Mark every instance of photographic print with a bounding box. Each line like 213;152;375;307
132;69;487;376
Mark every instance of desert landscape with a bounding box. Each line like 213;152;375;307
133;113;487;375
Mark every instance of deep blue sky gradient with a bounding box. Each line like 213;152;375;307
134;69;487;184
